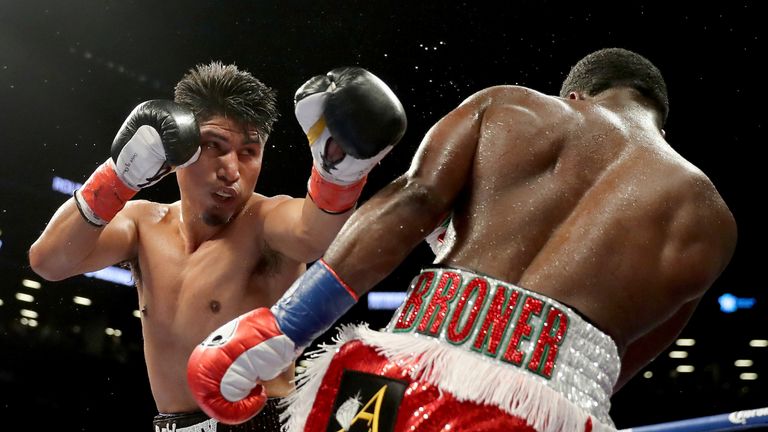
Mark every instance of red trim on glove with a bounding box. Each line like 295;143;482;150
80;160;137;223
307;166;366;214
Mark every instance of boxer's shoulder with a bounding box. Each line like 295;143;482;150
458;86;568;126
465;85;552;105
123;199;177;224
219;193;297;235
240;193;293;219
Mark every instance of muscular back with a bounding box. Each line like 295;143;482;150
326;85;735;389
438;87;735;351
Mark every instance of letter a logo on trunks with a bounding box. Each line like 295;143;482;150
327;370;407;432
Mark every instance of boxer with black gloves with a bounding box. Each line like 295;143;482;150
29;62;405;431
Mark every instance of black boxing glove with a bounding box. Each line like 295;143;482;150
294;67;406;213
74;100;201;225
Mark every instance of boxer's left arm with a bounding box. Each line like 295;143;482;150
263;67;406;262
262;195;351;262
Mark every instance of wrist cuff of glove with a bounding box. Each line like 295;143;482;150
307;166;365;214
74;159;138;226
271;259;358;350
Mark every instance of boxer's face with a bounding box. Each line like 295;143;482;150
177;115;265;226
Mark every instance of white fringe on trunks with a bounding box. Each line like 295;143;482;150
282;324;618;432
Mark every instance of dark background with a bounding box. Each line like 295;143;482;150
0;1;764;430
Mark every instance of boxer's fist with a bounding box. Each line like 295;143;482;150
295;67;406;212
187;308;296;425
111;100;201;189
74;100;201;225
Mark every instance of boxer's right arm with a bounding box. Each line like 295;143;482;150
29;199;140;281
29;100;200;280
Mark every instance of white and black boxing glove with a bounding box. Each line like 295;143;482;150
74;100;201;226
294;67;407;213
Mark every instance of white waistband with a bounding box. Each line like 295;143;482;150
154;418;217;432
384;267;620;426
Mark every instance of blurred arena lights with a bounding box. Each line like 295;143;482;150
84;266;133;287
718;293;756;313
367;291;408;310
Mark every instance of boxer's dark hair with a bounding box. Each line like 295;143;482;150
174;61;279;137
560;48;669;126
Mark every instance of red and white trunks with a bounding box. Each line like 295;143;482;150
282;267;620;432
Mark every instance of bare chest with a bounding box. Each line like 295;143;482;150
134;227;297;346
